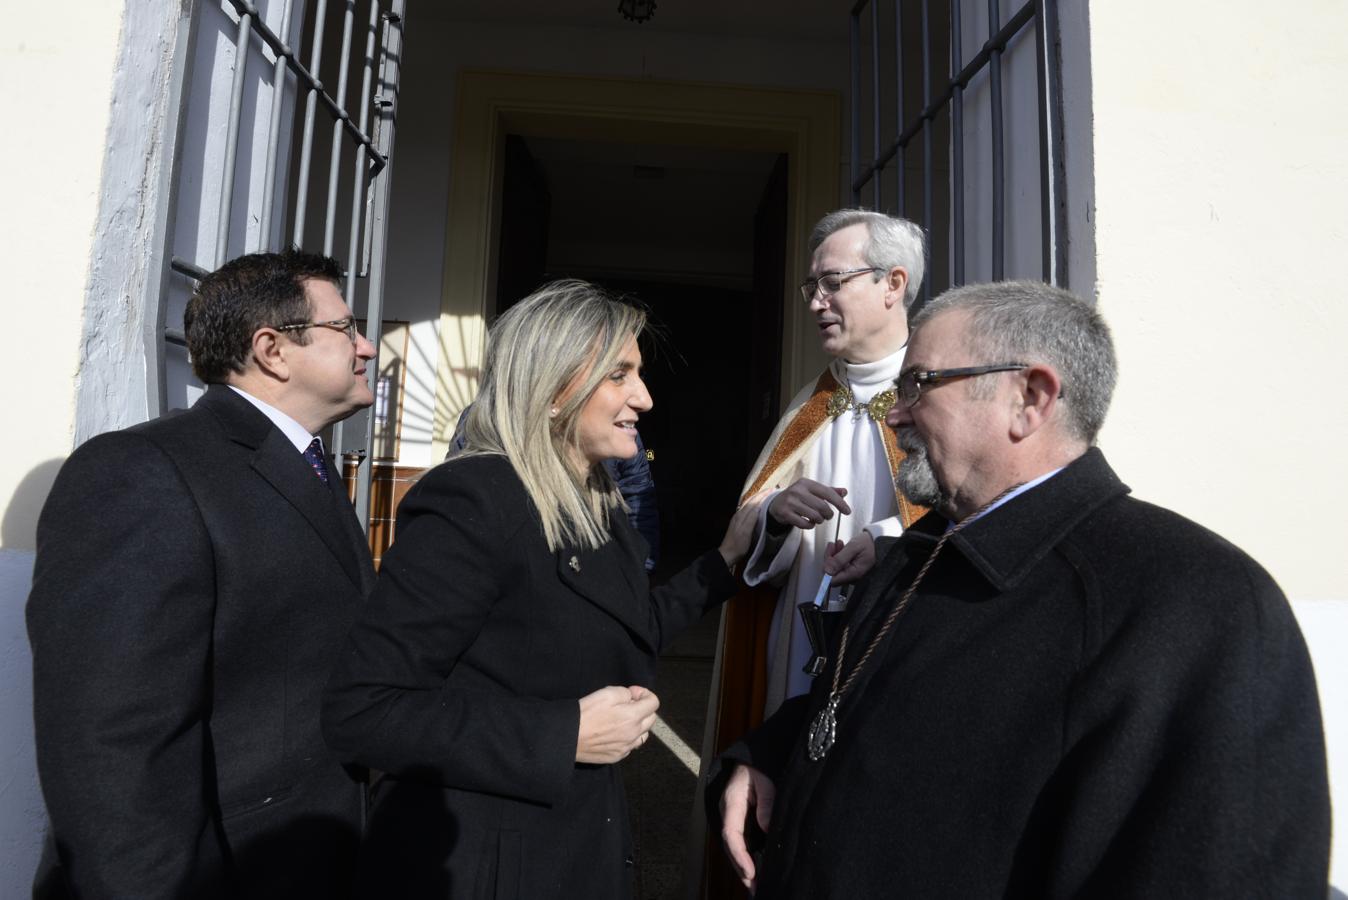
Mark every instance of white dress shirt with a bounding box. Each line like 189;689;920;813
227;386;319;454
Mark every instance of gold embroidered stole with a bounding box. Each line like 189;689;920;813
740;368;924;525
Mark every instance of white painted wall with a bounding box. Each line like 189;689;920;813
75;1;192;441
0;1;131;892
1088;0;1348;886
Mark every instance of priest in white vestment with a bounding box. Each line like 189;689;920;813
738;209;928;716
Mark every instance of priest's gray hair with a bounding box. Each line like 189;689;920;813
808;208;926;310
914;280;1117;444
459;280;646;552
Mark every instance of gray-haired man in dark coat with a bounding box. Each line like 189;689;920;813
712;280;1330;898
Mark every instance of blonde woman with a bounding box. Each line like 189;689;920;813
323;280;762;899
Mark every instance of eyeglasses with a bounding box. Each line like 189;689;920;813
896;363;1028;407
798;267;883;303
276;316;358;345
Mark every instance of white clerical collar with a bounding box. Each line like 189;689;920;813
227;385;317;453
951;466;1065;530
832;344;908;399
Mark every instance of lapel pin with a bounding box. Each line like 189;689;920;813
568;555;580;572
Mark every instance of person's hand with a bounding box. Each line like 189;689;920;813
823;531;876;584
767;478;849;531
576;685;659;764
720;763;775;893
718;489;773;567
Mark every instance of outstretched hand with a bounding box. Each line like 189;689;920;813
718;488;774;568
767;478;849;531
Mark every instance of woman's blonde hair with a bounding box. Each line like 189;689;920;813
460;280;648;552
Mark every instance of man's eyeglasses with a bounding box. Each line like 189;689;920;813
798;267;883;303
276;316;358;345
896;363;1028;408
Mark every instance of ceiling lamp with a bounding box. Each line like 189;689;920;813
617;0;657;24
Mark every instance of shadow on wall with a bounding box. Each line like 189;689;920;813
3;459;65;551
0;461;63;899
434;315;484;448
400;323;458;455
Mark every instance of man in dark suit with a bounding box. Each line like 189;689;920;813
712;280;1330;897
27;250;378;899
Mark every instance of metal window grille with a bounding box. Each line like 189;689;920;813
849;0;1066;303
147;0;406;530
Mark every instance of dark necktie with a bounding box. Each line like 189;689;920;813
303;437;331;485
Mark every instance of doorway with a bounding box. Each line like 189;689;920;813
495;135;787;562
431;70;841;462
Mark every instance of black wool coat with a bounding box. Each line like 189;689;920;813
710;448;1330;899
27;386;374;900
322;453;738;899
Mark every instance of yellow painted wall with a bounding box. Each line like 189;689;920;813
0;1;124;548
1088;4;1348;882
1090;1;1348;601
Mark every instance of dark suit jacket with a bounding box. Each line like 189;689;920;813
710;448;1330;898
27;386;374;900
322;454;737;899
